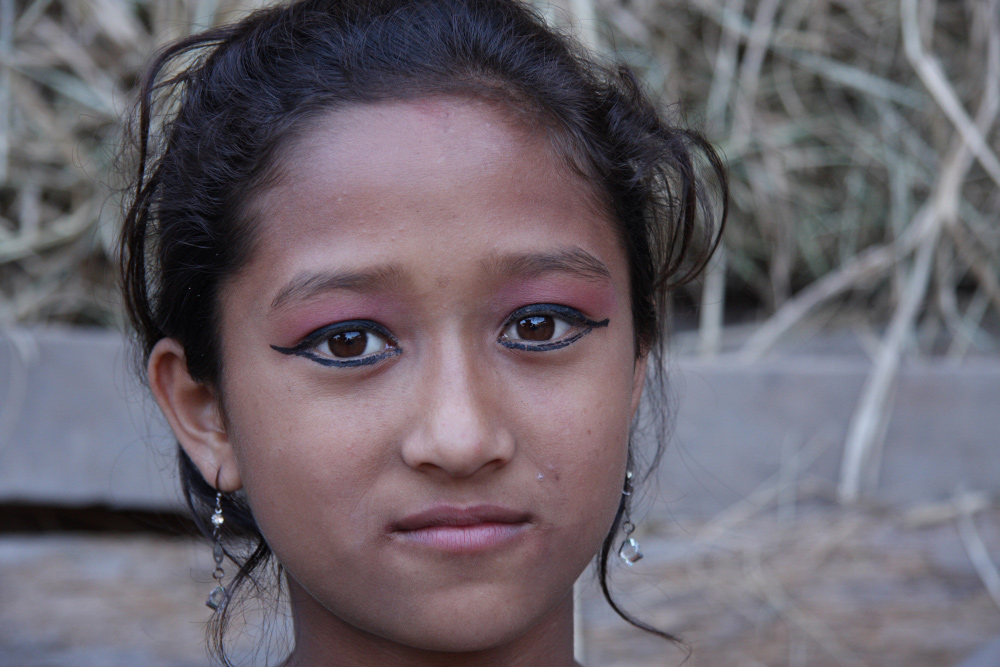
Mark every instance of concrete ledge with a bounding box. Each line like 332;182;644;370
654;356;1000;517
0;328;181;510
1;327;998;513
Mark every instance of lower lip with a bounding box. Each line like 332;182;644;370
393;522;529;552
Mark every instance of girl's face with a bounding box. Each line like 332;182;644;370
189;99;643;658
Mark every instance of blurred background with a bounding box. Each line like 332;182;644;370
0;0;998;665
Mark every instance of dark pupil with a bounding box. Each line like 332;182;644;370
516;315;554;341
329;331;367;357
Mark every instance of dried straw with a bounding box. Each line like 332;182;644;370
0;0;263;327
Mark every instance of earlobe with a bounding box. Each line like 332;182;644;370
147;338;242;492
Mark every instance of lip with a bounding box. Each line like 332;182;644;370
389;505;532;553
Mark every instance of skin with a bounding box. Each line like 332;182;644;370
148;97;647;667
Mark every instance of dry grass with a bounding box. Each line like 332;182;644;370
2;0;997;341
574;0;1000;357
0;0;268;327
580;490;1000;667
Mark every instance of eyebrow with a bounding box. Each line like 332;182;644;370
269;248;612;310
482;247;613;283
269;264;405;310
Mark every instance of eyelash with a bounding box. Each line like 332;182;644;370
498;304;609;352
271;305;609;367
270;320;400;368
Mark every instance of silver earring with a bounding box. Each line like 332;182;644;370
618;471;643;566
206;491;228;610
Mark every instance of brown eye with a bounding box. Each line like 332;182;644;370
501;310;573;346
318;329;392;359
499;305;608;352
516;315;555;341
327;331;366;357
271;320;400;367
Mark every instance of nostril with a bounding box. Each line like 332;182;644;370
401;431;514;478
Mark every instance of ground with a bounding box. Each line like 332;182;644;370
580;496;1000;666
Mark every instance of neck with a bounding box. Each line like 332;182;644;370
281;577;580;667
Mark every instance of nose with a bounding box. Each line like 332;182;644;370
400;343;515;478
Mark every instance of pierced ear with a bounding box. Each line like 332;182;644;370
147;338;242;492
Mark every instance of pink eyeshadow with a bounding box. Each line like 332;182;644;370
491;277;618;322
269;295;403;345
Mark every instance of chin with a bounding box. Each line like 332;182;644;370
373;608;553;655
322;580;573;657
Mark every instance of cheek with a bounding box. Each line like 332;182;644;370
511;347;635;527
220;371;398;552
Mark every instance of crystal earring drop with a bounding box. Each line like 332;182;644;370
206;491;228;610
618;471;643;566
618;521;643;565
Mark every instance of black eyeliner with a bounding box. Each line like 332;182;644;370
270;319;399;367
271;344;400;367
499;303;609;352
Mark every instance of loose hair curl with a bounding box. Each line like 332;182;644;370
118;0;727;663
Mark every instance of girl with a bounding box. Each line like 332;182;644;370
118;1;727;664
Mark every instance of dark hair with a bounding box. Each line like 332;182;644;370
118;0;727;662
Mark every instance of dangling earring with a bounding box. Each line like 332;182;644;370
618;471;643;566
206;490;228;610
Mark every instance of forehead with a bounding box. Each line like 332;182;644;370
234;98;625;304
258;97;608;223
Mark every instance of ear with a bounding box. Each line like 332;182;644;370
147;338;242;492
630;351;649;421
